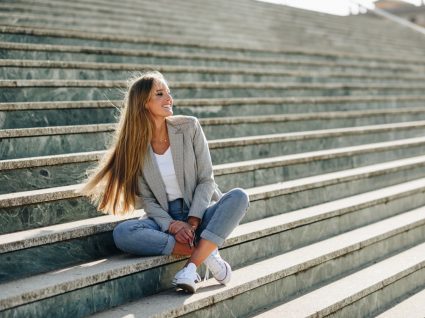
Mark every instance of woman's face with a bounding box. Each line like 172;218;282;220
145;79;173;120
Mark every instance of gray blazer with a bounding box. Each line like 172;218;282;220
137;115;222;232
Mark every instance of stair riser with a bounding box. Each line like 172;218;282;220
1;20;424;58
0;197;99;235
213;127;425;164
4;140;425;195
1;32;423;67
0;50;417;76
2;184;424;288
247;163;425;223
2;67;420;84
181;225;425;318
2;86;422;103
2;213;424;318
4;124;425;161
3;101;425;129
0;107;120;129
176;100;425;119
202;113;425;139
331;268;425;318
2;161;425;235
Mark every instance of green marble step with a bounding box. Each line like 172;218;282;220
1;177;424;290
1;2;423;57
252;242;425;317
5;107;425;145
3;119;425;161
3;60;424;84
1;25;424;67
2;199;424;318
2;80;425;103
2;96;425;129
1;12;423;58
4;135;425;195
2;152;425;236
0;43;421;76
92;212;425;317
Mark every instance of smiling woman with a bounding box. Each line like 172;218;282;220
77;71;250;294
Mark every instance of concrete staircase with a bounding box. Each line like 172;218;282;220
1;0;425;316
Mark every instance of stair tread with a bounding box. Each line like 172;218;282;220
252;241;425;317
2;201;425;311
2;152;425;207
2;25;424;64
1;95;425;111
2;175;425;255
2;135;425;171
3;119;425;139
89;209;425;318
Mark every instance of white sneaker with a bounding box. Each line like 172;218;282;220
203;249;232;285
172;263;201;293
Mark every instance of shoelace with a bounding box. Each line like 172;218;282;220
203;251;222;281
204;267;210;281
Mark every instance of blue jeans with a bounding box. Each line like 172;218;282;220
113;188;249;256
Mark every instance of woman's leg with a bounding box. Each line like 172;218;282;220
189;188;250;265
173;188;249;292
113;218;177;256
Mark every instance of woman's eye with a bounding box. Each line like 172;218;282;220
156;93;163;96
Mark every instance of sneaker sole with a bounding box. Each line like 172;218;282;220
176;282;196;293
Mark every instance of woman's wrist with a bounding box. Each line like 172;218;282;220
187;216;200;230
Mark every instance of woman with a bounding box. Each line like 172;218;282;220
80;71;249;293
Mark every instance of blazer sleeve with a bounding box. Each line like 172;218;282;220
188;118;216;220
138;172;173;232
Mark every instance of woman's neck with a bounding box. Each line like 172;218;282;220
152;119;168;142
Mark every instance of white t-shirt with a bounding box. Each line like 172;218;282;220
153;147;183;201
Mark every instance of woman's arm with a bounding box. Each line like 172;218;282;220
188;118;216;220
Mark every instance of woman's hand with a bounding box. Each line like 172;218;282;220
168;221;187;235
169;221;194;244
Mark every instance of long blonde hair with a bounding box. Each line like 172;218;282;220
78;71;165;215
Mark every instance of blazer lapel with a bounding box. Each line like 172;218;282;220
142;146;168;210
167;121;185;199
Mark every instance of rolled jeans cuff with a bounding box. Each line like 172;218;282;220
162;234;176;255
200;229;225;247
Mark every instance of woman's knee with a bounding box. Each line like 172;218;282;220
227;188;250;210
112;221;132;251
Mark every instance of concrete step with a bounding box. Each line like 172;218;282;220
3;153;425;234
2;80;425;103
252;246;425;317
1;43;421;76
2;96;425;129
2;176;425;289
3;134;425;194
375;287;425;318
3;119;425;160
1;25;424;66
2;184;425;317
89;208;425;318
3;59;424;83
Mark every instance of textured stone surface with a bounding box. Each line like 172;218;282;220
0;197;100;234
2;83;425;103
